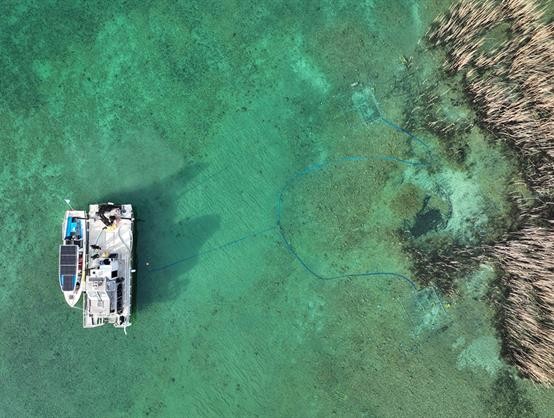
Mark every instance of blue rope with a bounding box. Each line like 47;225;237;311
380;117;431;150
270;107;448;311
148;225;277;273
147;103;448;313
275;155;447;312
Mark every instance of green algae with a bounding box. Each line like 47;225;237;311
1;0;553;417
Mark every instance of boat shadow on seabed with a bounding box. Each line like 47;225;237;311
99;164;221;316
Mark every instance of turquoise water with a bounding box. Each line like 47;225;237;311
1;1;553;416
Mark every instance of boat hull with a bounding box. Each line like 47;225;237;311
59;210;87;307
64;288;83;307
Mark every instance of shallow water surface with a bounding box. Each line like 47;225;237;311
1;1;553;417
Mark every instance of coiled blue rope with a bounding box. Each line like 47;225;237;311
275;154;447;313
147;93;448;313
275;155;420;291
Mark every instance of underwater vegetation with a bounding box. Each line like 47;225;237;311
426;0;554;384
485;369;537;417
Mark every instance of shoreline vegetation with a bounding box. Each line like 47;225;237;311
426;0;554;384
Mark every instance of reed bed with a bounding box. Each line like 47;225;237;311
427;0;554;384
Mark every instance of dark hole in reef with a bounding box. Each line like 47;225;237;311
409;195;444;238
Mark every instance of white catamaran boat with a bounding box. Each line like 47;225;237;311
58;202;134;330
59;210;87;307
83;203;134;330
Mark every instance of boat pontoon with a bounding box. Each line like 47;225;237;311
59;210;87;307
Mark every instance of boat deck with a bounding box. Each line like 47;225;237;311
83;204;133;329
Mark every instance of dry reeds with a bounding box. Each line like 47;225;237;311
427;0;554;384
490;221;554;384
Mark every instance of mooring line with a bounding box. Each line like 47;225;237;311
380;117;431;150
275;154;446;313
148;225;277;273
146;106;448;313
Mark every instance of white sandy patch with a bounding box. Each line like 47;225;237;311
292;56;331;94
456;336;502;375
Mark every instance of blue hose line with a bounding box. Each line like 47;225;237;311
276;155;448;313
380;117;431;150
275;155;420;291
148;225;277;273
147;112;448;313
